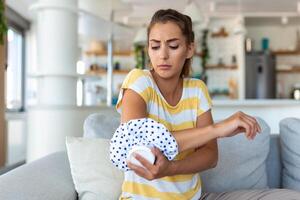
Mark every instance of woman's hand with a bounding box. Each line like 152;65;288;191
127;147;175;180
214;111;262;140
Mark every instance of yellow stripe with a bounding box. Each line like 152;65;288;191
148;114;195;131
128;85;199;115
149;89;199;114
118;86;199;116
122;69;147;87
183;79;202;88
122;178;201;200
184;78;212;107
116;86;150;111
159;170;195;182
122;69;211;108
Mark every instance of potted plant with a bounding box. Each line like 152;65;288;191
134;43;146;69
0;0;7;45
200;29;209;83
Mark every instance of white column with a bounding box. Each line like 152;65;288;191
27;0;79;162
34;0;78;105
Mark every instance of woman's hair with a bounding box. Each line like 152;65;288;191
147;9;194;77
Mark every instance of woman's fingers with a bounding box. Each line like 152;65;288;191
127;160;151;179
238;112;260;140
243;114;261;134
133;153;155;171
241;115;256;139
240;113;261;139
238;117;252;139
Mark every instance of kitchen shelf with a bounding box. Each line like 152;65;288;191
205;64;238;70
211;28;229;38
276;68;300;73
86;69;131;75
28;73;102;80
85;50;133;56
271;50;300;55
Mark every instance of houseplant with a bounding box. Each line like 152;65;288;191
134;43;146;69
0;0;7;45
200;29;209;83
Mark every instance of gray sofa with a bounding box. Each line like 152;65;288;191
0;112;299;200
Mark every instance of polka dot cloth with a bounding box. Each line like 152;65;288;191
109;118;179;171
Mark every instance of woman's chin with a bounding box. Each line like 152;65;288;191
156;71;179;80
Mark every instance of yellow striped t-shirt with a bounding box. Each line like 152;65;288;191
116;69;212;200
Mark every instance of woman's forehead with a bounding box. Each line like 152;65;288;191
149;22;184;40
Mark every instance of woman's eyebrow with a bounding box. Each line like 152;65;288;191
166;38;180;42
149;38;180;43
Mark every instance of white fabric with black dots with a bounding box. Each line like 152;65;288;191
110;118;179;171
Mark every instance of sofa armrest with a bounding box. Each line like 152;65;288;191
0;151;77;200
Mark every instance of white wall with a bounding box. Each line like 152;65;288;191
246;23;300;51
213;100;300;134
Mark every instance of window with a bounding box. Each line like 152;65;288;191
6;27;24;111
5;6;29;112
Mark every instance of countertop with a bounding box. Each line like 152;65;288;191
213;99;300;107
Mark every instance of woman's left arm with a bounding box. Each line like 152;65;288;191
127;110;218;179
168;110;218;175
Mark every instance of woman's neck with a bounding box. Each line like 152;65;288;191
151;70;183;106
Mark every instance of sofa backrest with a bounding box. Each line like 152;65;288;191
83;112;281;191
83;111;120;139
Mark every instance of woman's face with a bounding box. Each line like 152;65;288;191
148;21;194;79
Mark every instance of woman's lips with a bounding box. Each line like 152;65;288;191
158;64;171;69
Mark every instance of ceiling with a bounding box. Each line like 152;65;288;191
5;0;300;48
7;0;300;25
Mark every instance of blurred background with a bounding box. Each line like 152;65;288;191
1;0;300;173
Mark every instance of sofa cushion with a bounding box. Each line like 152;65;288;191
280;117;300;191
0;152;76;200
266;134;281;188
66;137;123;200
201;117;270;193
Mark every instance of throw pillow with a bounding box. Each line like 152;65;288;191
201;117;270;193
66;137;124;200
280;117;300;191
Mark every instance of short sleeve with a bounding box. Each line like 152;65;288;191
116;69;151;114
197;80;212;116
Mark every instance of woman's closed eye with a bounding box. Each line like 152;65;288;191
151;45;179;50
169;45;179;49
151;46;160;50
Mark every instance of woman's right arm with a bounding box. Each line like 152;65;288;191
121;89;261;153
172;111;261;152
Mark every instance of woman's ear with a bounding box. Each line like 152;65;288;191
186;42;195;59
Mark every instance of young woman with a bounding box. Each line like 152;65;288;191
115;9;298;200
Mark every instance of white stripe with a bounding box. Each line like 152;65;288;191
148;101;197;125
181;87;200;99
124;171;199;193
198;91;210;112
117;75;152;113
131;75;153;93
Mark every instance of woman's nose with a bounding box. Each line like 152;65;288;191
159;46;169;60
